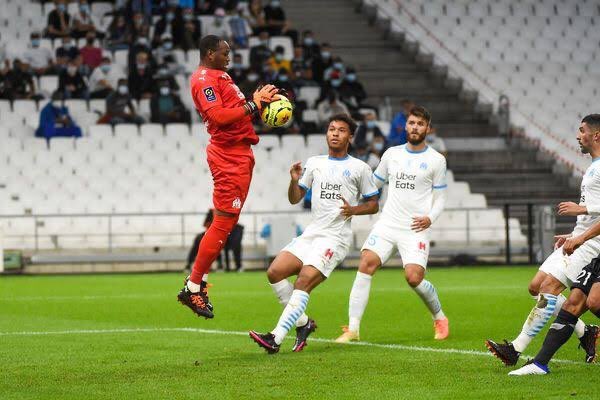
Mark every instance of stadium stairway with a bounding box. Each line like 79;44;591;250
282;0;580;233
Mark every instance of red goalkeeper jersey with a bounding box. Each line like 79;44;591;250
190;66;259;146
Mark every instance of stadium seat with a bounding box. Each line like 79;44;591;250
12;100;38;117
297;87;321;108
39;76;59;96
88;124;113;140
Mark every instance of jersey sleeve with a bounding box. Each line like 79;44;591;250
433;156;447;190
373;150;389;188
360;163;380;199
585;173;600;215
192;76;222;112
298;158;314;191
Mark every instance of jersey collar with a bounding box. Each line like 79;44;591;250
405;145;429;154
328;155;350;161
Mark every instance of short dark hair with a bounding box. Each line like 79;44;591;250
199;35;222;59
328;113;357;134
408;105;431;124
582;114;600;131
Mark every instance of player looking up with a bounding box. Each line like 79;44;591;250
335;106;449;343
177;35;278;319
486;114;600;366
249;114;380;353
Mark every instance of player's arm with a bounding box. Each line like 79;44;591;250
563;219;600;255
288;161;306;204
557;201;589;216
413;159;447;232
340;196;378;218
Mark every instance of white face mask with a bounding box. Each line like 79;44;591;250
118;85;128;95
160;87;170;96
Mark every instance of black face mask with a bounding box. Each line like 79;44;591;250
86;38;95;45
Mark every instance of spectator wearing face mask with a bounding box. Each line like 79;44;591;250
153;6;180;47
59;61;88;99
229;53;248;83
128;51;156;100
127;35;157;73
72;0;101;39
318;69;343;104
274;68;295;98
155;34;177;67
371;135;386;158
268;46;291;74
301;30;320;61
107;14;131;51
89;57;123;98
23;32;55;76
291;46;308;74
6;59;42;101
80;32;103;71
229;4;253;48
353;111;385;150
36;91;82;140
324;56;345;82
316;92;350;128
249;30;273;71
150;82;191;124
294;67;319;89
203;8;231;39
238;69;261;98
45;0;72;39
129;12;149;43
55;37;81;71
177;9;202;51
312;43;333;82
339;67;368;111
352;143;380;171
263;0;297;44
99;79;145;125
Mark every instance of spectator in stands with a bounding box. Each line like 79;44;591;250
239;69;260;97
23;32;55;76
80;32;103;72
150;81;191;124
177;8;202;51
203;8;231;39
107;14;131;51
46;0;72;39
154;66;180;92
324;56;345;82
354;111;385;149
353;143;380;171
312;42;332;82
128;52;155;100
425;124;447;157
72;0;101;40
55;37;81;72
274;68;294;98
229;4;252;48
155;34;177;69
263;0;297;44
318;69;343;104
291;45;308;74
129;12;149;42
389;99;414;146
195;0;216;15
89;57;122;98
317;92;350;128
301;30;320;61
229;53;248;83
371;135;386;158
35;92;82;140
248;0;266;34
268;45;291;74
0;61;12;99
59;61;89;99
339;67;367;111
99;78;145;125
153;5;180;47
8;59;42;101
250;31;272;71
127;36;157;73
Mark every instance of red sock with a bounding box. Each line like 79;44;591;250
190;214;238;284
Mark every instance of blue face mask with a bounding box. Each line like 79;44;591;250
57;4;66;12
166;12;175;21
271;1;281;7
346;73;356;82
373;142;384;151
331;78;342;87
80;4;90;13
163;41;173;50
333;62;344;70
31;39;40;47
233;63;243;70
279;75;288;82
366;120;376;129
100;64;111;73
303;37;314;46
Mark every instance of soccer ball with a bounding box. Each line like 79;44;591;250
261;95;294;127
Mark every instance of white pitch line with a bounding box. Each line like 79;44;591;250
0;327;591;366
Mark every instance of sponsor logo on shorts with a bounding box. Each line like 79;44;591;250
324;248;334;260
395;171;416;190
203;86;217;102
320;182;343;200
232;197;242;209
418;242;426;251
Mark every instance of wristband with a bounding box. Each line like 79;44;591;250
244;101;259;115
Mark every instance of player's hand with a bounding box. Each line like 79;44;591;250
340;197;354;219
553;234;571;249
253;84;278;108
290;162;303;181
557;202;586;216
563;235;585;255
411;216;431;232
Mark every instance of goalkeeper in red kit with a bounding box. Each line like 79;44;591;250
177;35;279;319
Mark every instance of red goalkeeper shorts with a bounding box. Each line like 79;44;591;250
206;143;255;214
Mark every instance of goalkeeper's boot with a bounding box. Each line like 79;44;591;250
578;324;599;363
177;285;214;319
292;318;317;352
249;331;280;354
184;276;213;312
485;339;521;366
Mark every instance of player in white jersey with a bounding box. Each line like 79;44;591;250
248;114;380;354
335;106;450;343
487;115;600;367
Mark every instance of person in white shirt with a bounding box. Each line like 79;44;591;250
89;57;123;98
249;114;380;354
202;8;231;40
23;32;55;76
336;106;450;343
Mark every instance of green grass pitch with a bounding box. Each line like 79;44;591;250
1;266;599;399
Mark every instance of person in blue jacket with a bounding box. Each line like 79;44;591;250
35;92;82;140
388;99;414;146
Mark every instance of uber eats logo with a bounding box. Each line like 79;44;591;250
320;182;343;199
395;172;416;190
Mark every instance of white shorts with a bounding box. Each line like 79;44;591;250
539;240;600;286
361;226;429;268
282;235;349;278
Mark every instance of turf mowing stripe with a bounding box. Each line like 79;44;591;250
0;327;591;366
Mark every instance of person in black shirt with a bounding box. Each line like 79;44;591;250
263;0;297;43
301;30;320;61
150;81;191;124
8;59;41;101
339;67;367;111
229;53;248;83
46;0;71;39
249;31;273;71
58;61;88;99
128;51;156;100
99;79;145;125
55;37;81;71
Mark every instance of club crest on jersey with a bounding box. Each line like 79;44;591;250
420;162;428;170
343;169;351;177
232;197;242;209
203;86;216;102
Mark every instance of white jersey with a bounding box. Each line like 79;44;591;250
298;155;379;241
572;160;600;237
373;145;447;230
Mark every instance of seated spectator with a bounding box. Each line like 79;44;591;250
301;30;320;61
339;67;367;110
324;56;345;82
263;0;297;43
425;124;447;157
80;32;103;72
353;111;385;149
98;79;145;125
71;0;101;39
318;69;343;103
177;9;202;51
150;81;191;124
229;4;252;48
353;143;380;171
389;99;414;146
45;0;71;39
128;52;155;100
153;5;181;47
106;14;131;51
154;67;180;92
371;135;386;158
312;42;333;82
274;68;295;98
89;57;122;98
239;69;260;98
55;37;81;71
203;8;231;39
23;32;55;76
58;61;88;99
268;46;291;74
248;0;265;35
129;12;149;42
35;92;82;140
250;31;272;71
155;34;185;75
229;53;248;83
291;45;308;74
127;36;157;73
317;92;350;128
294;67;319;88
8;59;42;101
